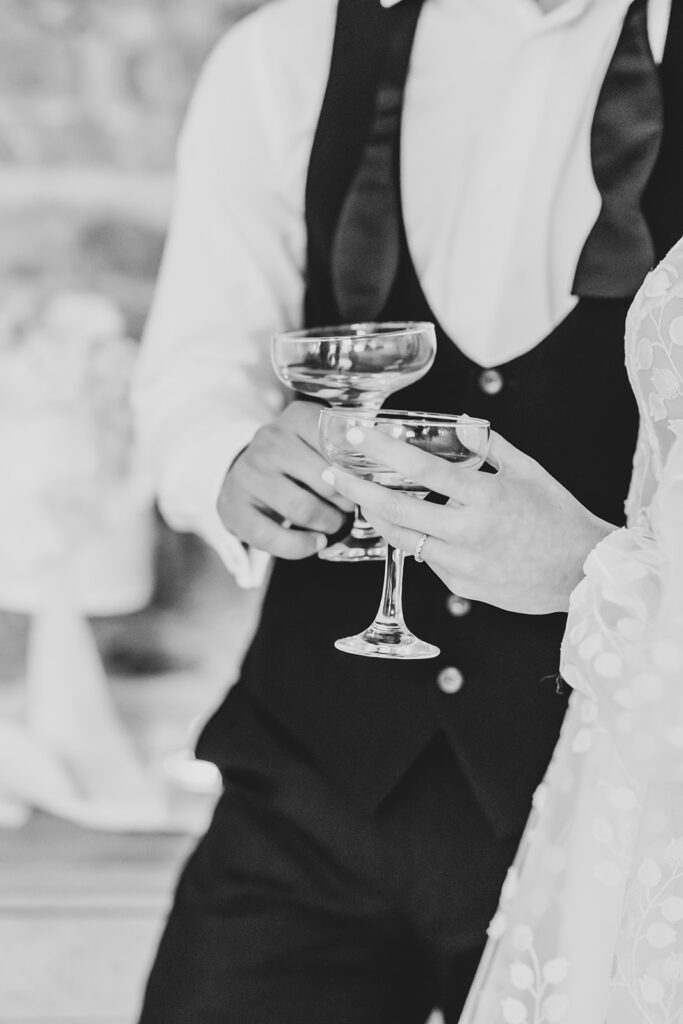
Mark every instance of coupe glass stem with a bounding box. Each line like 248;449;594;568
349;396;383;542
372;544;407;636
351;509;377;538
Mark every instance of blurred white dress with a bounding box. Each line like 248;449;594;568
459;237;683;1024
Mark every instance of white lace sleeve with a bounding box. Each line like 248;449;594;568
458;244;683;1024
458;433;683;1024
570;440;683;782
559;256;683;783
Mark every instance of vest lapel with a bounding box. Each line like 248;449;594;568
573;0;664;297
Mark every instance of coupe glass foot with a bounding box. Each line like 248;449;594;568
334;626;440;660
318;534;386;562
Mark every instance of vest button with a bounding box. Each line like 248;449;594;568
479;368;504;395
446;594;471;618
437;666;464;694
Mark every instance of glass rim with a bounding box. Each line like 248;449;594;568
272;321;435;344
319;408;490;429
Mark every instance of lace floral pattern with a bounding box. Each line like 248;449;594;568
459;238;683;1024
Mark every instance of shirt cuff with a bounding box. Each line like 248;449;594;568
196;498;271;590
154;423;271;589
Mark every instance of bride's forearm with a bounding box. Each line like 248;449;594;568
556;513;619;612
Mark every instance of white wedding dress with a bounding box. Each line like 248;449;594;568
459;237;683;1024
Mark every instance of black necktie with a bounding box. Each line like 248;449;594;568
330;0;422;322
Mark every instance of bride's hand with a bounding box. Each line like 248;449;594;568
322;428;616;614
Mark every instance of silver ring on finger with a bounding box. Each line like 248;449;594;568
414;532;429;563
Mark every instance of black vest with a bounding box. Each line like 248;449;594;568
198;0;683;837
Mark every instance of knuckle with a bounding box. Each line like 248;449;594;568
228;460;262;504
252;422;272;444
289;400;320;439
321;508;345;534
288;490;318;526
283;400;306;425
249;429;274;467
382;491;404;527
276;530;312;560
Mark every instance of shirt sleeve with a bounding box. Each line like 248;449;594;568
132;13;308;588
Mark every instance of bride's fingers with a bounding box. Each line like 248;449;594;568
355;508;425;557
343;426;491;503
354;506;467;586
485;430;533;473
323;468;453;537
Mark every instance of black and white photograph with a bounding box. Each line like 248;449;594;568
1;0;682;1022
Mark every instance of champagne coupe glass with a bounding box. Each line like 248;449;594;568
319;409;490;659
271;322;436;562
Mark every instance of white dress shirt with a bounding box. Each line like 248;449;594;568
134;0;671;588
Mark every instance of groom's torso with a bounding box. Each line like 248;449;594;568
198;0;683;836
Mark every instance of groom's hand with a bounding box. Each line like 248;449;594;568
326;429;616;614
217;401;354;559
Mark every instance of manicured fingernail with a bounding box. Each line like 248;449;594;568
321;468;336;486
346;427;364;445
314;533;328;552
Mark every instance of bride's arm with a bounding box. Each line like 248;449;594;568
562;311;683;780
584;437;683;781
323;429;616;615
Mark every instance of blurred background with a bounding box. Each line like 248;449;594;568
0;2;267;1021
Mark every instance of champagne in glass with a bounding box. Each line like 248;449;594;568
319;409;490;659
271;322;436;562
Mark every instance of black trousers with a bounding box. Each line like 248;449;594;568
138;688;519;1024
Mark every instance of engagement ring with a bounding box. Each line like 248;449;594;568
414;533;428;563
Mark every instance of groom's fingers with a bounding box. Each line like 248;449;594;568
229;503;328;559
344;426;491;503
247;409;355;514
